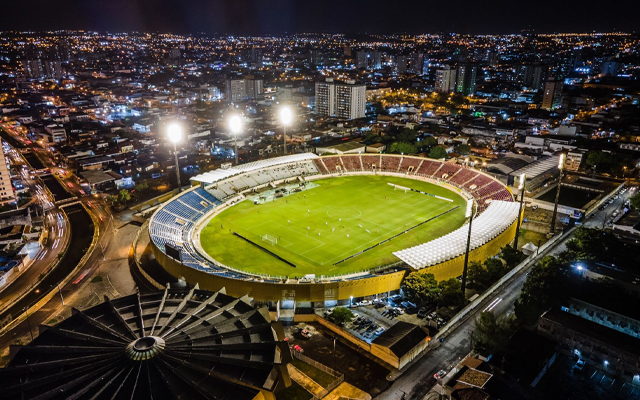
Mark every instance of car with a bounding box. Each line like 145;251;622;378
298;328;312;340
532;205;538;211
99;215;105;222
375;327;385;335
360;300;372;306
418;308;428;318
574;359;585;371
67;182;74;188
351;313;360;322
293;345;304;353
434;370;447;380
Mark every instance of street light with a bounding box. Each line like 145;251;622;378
280;106;293;155
349;295;353;308
166;123;182;193
514;173;526;250
550;153;565;235
229;115;243;165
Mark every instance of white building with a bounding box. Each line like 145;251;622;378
435;67;456;93
314;78;366;120
45;124;67;143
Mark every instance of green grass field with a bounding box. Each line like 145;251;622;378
199;175;467;278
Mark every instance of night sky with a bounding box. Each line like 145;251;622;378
1;0;638;35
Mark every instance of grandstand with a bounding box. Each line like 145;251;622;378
148;153;517;302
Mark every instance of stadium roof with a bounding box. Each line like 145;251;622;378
372;321;429;357
393;200;520;270
0;285;291;400
190;153;319;184
511;154;560;180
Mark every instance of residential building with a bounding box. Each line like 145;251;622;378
456;63;476;95
225;76;264;103
314;78;366;120
542;78;563;110
435;67;456;93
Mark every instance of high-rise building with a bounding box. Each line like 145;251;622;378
456;64;476;95
21;44;64;79
486;50;498;67
396;55;408;74
225;76;264;103
356;50;381;70
518;63;547;91
409;52;425;75
541;78;563;110
315;78;366;120
602;59;620;76
0;142;15;202
435;67;456;93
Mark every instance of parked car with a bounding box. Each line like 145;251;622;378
434;370;447;379
418;308;428;318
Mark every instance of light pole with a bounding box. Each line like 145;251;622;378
461;200;475;297
514;173;526;250
349;295;353;308
280;106;293;155
167;123;182;193
550;153;565;235
229;115;243;166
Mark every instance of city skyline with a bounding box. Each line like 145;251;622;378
1;0;639;35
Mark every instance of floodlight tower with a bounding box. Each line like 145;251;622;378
280;106;293;155
229;115;243;165
514;173;526;250
461;199;475;297
167;123;182;192
550;153;566;235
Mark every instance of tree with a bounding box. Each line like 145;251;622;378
428;146;447;160
467;261;491;289
134;181;149;192
514;256;568;325
422;136;438;147
499;245;526;269
438;278;465;308
402;272;439;304
631;193;640;210
472;311;515;356
455;144;471;155
118;189;131;204
585;150;617;173
397;128;418;143
106;195;118;206
330;307;353;325
484;258;506;283
389;142;418;155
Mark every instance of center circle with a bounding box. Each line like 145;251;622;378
133;336;157;351
327;207;362;219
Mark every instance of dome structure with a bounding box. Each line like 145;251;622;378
0;285;292;400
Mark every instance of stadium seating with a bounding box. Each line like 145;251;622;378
398;157;421;173
340;155;362;172
448;167;477;186
380;156;401;172
417;160;441;177
394;200;520;269
151;153;517;284
361;155;380;170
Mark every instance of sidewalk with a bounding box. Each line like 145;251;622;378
288;364;324;396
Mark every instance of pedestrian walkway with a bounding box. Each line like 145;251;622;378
288;364;324;396
323;382;371;400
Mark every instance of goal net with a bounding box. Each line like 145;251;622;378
261;234;278;245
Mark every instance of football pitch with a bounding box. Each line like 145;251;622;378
198;175;467;278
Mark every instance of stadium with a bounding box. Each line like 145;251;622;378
149;153;520;303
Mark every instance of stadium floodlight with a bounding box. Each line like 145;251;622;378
166;123;183;192
550;153;566;235
279;106;293;155
229;115;243;165
514;173;526;249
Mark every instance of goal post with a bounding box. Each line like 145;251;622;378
261;234;278;245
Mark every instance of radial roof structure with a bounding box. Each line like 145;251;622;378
0;285;291;400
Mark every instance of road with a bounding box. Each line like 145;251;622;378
377;186;635;400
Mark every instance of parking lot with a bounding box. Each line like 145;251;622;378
325;296;449;343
